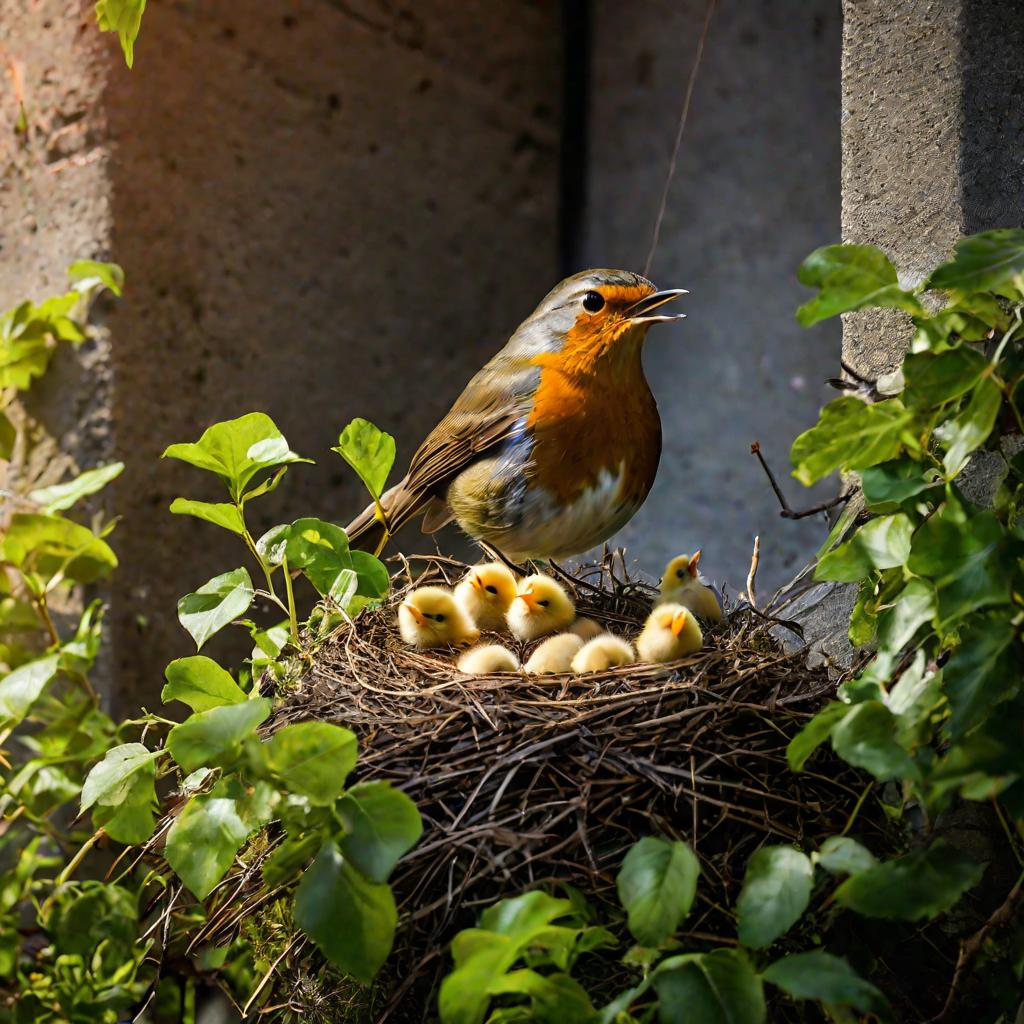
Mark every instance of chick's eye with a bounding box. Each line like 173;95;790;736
538;599;550;608
434;613;446;623
582;290;605;313
676;568;686;579
485;585;498;595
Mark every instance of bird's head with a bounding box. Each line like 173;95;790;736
661;551;701;589
513;269;687;363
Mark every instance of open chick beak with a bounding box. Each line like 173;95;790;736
471;573;483;591
626;288;688;325
671;610;688;637
403;603;428;627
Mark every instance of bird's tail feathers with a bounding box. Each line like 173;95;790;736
345;477;437;552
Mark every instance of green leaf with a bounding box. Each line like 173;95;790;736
861;458;943;512
162;412;310;502
908;494;1012;626
177;567;254;650
814;836;878;877
51;883;137;959
790;397;917;486
294;839;397;985
943;614;1020;738
814;514;913;582
831;701;917;780
166;698;270;773
763;950;885;1012
283;518;364;604
168;498;245;536
265;721;358;804
336;781;423;883
927;229;1024;294
735;846;813;949
616;836;700;947
787;703;849;772
165;786;274;899
0;653;60;726
936;376;1003;477
653;949;765;1024
874;577;936;660
162;656;246;712
902;347;988;408
488;970;595;1020
848;580;878;647
2;513;118;584
67;259;125;297
0;408;14;460
94;0;148;68
350;549;391;600
796;244;924;327
835;841;983;920
333;418;396;500
92;770;157;844
80;742;158;811
27;461;124;513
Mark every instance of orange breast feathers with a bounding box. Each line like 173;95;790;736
524;300;661;505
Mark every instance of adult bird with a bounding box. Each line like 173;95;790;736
346;269;686;561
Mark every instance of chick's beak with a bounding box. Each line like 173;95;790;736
626;288;688;325
671;610;688;636
403;602;427;627
471;573;483;590
517;588;537;611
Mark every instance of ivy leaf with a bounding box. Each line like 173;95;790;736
814;514;913;582
162;656;247;712
736;846;813;949
787;702;850;772
943;613;1020;738
166;698;270;773
92;770;158;844
168;498;245;536
2;513;118;585
265;721;358;805
0;653;60;726
835;841;983;920
336;781;423;884
831;701;918;781
176;567;254;650
814;836;878;878
162;412;311;503
94;0;148;69
616;836;700;948
796;244;924;326
51;883;137;961
763;950;886;1012
936;376;1003;477
67;259;125;297
80;742;158;811
652;949;766;1024
333;418;396;501
861;458;943;512
790;397;917;486
294;839;397;985
927;229;1024;294
874;578;936;660
908;494;1012;626
27;462;124;513
902;347;988;408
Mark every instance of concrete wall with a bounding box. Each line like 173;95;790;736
584;0;843;599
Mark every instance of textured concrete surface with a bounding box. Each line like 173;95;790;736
583;0;843;600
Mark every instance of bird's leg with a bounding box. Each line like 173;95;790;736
750;441;850;520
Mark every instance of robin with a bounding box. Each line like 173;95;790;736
346;269;686;561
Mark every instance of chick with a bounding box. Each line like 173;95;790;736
568;616;604;641
570;634;636;673
454;562;518;632
506;574;576;641
523;632;585;674
398;586;480;649
655;551;723;623
637;603;703;663
457;643;520;674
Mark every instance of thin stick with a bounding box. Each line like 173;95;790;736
643;0;717;277
750;441;850;520
745;536;760;608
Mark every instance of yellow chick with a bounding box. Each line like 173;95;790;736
570;634;636;673
398;586;480;649
506;574;576;641
637;603;703;663
454;562;518;632
457;643;520;674
655;551;723;623
569;617;604;641
523;633;585;674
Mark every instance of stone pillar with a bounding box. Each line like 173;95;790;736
2;0;562;709
583;0;843;598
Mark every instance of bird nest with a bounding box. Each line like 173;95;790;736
217;554;891;1020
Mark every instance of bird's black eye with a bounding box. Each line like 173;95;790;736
582;290;605;312
538;599;550;608
435;613;446;623
676;568;686;579
485;584;498;595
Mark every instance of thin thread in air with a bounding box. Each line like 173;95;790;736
643;0;717;279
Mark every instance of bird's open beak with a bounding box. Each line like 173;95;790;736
671;610;688;637
402;602;427;627
689;550;701;577
626;288;688;325
471;573;483;590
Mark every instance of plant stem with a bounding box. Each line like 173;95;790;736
40;827;106;917
840;781;874;836
372;496;391;558
991;305;1022;367
281;555;300;646
34;595;60;647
